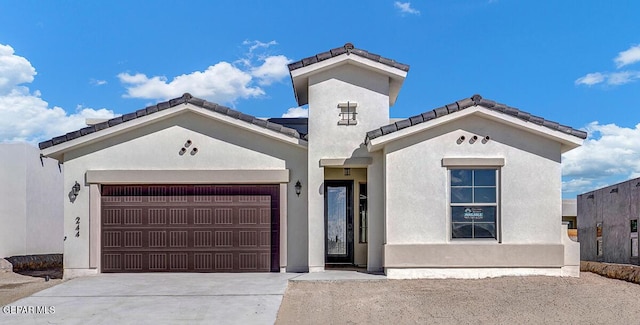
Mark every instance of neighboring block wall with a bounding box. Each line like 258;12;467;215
0;143;63;257
578;178;640;265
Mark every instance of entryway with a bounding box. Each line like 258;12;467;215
324;180;354;264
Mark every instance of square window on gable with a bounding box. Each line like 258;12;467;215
337;102;357;125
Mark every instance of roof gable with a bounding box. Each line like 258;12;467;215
39;94;306;157
366;94;587;153
288;43;410;106
288;43;410;73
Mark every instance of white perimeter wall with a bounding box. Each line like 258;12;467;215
0;143;63;257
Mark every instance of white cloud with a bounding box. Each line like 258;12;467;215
118;62;265;103
576;44;640;87
90;78;107;86
0;44;36;94
575;70;640;86
562;177;597;197
608;71;640;85
394;2;420;15
574;72;605;86
0;43;117;144
614;44;640;68
562;121;640;196
282;107;308;118
243;40;277;53
119;41;292;104
251;55;292;86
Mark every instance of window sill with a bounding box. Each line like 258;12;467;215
449;239;499;243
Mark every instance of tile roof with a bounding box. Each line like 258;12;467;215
267;118;308;139
38;93;303;150
287;43;410;72
365;94;588;142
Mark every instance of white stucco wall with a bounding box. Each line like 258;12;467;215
384;114;563;245
0;143;63;258
58;110;308;273
306;64;391;271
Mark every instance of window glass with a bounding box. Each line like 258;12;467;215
359;184;367;243
451;188;472;203
451;206;496;223
473;224;496;238
451;170;472;186
451;223;496;239
450;168;498;240
631;220;638;233
474;188;496;203
474;170;496;186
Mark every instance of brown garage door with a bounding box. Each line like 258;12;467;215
101;185;279;273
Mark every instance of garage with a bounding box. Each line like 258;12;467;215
100;184;280;273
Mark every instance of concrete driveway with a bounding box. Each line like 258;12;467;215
1;273;298;324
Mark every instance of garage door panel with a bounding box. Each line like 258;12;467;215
101;185;279;273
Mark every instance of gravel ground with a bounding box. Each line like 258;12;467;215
0;272;63;306
276;272;640;324
4;270;640;324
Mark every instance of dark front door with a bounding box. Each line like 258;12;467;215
325;181;354;264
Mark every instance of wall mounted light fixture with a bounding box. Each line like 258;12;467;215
295;180;302;197
69;181;81;202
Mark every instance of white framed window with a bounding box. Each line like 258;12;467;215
450;169;498;239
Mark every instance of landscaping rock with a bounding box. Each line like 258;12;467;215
581;261;640;284
5;254;62;272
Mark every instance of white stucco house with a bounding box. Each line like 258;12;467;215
39;43;584;279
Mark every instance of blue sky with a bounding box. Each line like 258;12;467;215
1;1;639;198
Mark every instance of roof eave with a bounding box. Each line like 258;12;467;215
367;106;584;152
41;104;308;161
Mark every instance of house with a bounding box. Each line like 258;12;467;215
39;43;584;279
563;198;578;240
578;177;640;266
0;143;63;258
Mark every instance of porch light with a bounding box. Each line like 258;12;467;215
69;181;81;202
295;180;302;197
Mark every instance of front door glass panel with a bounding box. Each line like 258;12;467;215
327;186;347;255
